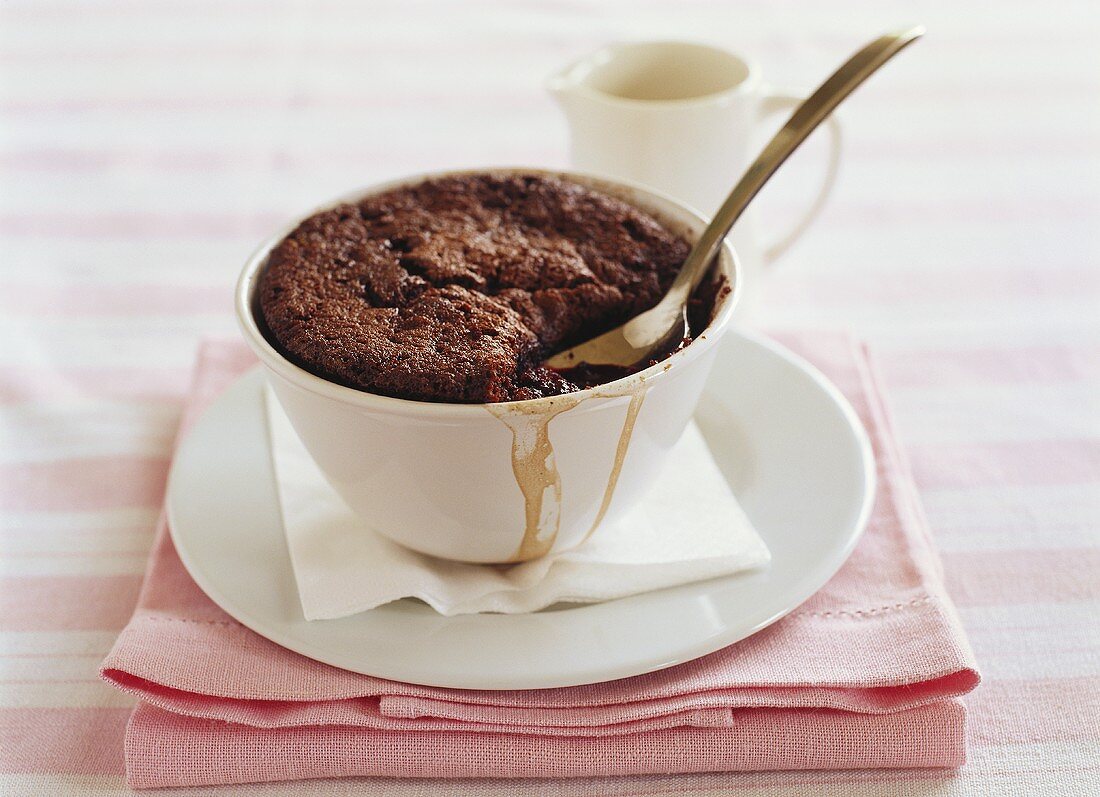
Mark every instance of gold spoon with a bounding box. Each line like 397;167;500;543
545;26;925;370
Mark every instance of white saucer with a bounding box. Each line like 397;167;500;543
166;330;875;690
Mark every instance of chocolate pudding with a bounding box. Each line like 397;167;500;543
257;173;721;403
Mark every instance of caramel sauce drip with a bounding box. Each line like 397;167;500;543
487;396;582;562
488;388;646;563
580;390;646;545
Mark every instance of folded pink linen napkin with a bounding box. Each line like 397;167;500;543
101;333;979;789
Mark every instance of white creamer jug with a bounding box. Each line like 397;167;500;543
548;41;842;311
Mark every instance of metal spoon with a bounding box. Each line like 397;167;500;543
545;26;924;370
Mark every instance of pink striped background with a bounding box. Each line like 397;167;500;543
1;0;1098;794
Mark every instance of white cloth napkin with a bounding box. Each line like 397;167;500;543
264;389;770;618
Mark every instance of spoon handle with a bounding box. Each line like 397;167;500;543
668;26;925;302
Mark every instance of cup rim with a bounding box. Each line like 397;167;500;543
235;167;741;418
546;40;763;110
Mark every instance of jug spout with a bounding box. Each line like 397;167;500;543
545;71;573;101
545;66;590;119
546;48;662;188
545;52;637;143
547;41;754;211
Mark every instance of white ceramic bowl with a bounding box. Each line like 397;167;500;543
236;168;740;563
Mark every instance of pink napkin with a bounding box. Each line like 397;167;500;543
101;334;979;789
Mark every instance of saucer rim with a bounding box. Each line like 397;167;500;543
166;329;875;689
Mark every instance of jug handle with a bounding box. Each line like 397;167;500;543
757;87;844;265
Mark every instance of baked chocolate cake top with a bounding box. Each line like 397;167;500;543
257;173;692;403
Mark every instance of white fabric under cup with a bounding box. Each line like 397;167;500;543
236;168;740;564
266;386;770;619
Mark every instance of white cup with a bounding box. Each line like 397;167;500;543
236;168;740;564
549;40;841;310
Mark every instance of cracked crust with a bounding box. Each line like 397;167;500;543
257;173;690;403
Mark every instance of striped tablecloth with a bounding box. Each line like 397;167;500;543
2;1;1097;794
